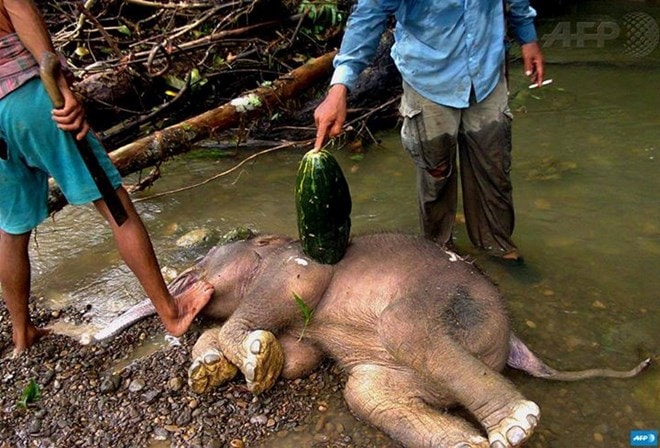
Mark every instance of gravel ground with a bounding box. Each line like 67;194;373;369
0;302;400;448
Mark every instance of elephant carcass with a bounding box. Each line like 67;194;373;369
86;233;650;448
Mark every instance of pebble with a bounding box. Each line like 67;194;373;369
28;419;42;434
99;374;121;394
168;377;184;391
128;379;146;392
250;414;268;425
143;390;160;404
229;439;245;448
152;427;169;441
175;408;192;426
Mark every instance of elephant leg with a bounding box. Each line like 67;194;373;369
278;332;325;379
193;259;332;394
378;300;540;448
188;324;284;395
344;364;489;448
188;326;239;394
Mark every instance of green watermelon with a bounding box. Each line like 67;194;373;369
295;149;352;264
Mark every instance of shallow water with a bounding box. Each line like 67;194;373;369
15;8;660;448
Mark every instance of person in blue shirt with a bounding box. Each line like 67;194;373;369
314;0;545;261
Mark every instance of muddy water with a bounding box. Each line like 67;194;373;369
21;15;660;448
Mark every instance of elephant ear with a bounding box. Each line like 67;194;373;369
167;268;202;296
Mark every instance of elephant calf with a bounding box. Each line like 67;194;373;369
87;232;649;448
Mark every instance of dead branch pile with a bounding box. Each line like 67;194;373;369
38;0;401;146
38;0;402;213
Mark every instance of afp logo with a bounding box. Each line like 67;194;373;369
631;430;658;447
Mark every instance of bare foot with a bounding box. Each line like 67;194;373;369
164;280;214;337
12;325;51;358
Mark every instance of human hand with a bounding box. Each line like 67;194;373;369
521;42;545;88
51;88;89;141
313;84;348;151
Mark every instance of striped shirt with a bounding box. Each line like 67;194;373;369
0;33;39;99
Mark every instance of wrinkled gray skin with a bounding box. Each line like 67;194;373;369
91;233;649;448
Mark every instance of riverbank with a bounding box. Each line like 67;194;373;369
0;304;398;448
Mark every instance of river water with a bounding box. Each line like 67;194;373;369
18;3;660;447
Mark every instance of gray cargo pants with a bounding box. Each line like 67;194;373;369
399;73;517;257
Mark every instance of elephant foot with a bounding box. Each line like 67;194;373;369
487;400;540;448
241;330;285;395
188;348;239;394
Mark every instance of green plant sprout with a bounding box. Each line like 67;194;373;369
293;291;314;341
16;378;41;409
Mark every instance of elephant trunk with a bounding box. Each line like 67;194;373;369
80;299;156;345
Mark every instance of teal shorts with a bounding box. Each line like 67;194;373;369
0;78;122;235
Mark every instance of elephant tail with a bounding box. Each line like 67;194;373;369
507;333;651;381
80;299;156;345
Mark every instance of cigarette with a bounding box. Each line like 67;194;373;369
528;79;553;89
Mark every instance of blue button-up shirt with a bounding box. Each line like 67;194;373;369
330;0;538;108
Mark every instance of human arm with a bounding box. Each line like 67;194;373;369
313;84;348;150
313;0;397;150
4;0;88;139
506;0;545;86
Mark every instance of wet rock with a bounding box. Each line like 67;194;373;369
176;228;213;248
160;266;179;283
99;374;122;394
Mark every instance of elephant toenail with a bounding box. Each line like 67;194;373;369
189;360;201;373
527;414;539;428
244;362;255;381
250;339;262;354
490;441;506;448
506;426;526;445
203;350;220;363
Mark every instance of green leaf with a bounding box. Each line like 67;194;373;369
293;292;313;341
163;74;187;91
117;25;131;36
16;379;41;409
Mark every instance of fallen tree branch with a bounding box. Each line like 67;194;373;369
82;16;302;73
47;50;337;214
125;0;219;9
